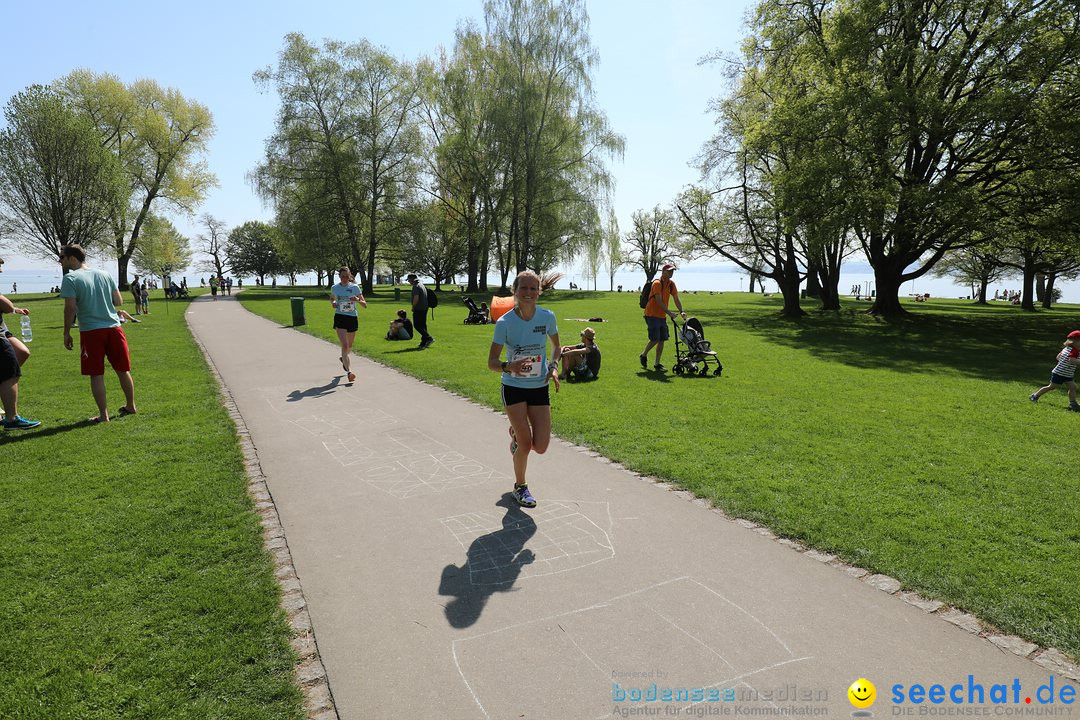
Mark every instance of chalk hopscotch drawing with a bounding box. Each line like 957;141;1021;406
440;501;614;585
323;427;500;498
450;576;811;720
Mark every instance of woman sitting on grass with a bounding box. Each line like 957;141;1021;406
559;327;600;381
386;309;413;340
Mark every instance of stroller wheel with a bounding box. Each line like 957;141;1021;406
673;364;685;375
699;367;709;377
713;366;723;376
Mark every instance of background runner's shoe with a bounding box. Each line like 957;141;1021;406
347;371;356;382
512;484;536;508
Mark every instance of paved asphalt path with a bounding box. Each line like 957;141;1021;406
187;295;1075;719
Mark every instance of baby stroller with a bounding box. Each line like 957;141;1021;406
461;296;488;325
671;317;722;377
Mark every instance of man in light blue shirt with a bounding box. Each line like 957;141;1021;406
60;244;136;423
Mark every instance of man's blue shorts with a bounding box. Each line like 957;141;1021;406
644;315;669;342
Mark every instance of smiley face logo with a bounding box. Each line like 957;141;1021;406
848;678;876;709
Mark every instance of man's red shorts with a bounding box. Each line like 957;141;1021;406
80;327;131;376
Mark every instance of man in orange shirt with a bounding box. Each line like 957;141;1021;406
639;263;687;372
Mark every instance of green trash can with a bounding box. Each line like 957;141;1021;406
394;286;401;301
290;297;305;326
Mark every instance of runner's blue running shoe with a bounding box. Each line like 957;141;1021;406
512;484;536;508
3;415;41;430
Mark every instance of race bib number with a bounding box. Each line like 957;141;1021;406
512;352;544;378
338;301;355;313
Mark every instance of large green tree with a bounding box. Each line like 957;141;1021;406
805;0;1078;317
483;0;623;273
62;71;215;290
623;206;691;288
132;214;193;286
226;221;283;284
254;34;421;294
0;85;125;263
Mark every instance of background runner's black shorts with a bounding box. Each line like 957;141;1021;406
333;313;359;332
501;383;550;407
0;335;20;383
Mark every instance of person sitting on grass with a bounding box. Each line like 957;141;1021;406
559;327;601;381
386;309;413;340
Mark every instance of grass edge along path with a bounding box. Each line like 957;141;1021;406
0;290;305;720
186;307;340;719
237;286;1080;668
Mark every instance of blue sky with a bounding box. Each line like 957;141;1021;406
0;0;754;273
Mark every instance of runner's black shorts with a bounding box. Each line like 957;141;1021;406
501;383;550;407
0;335;20;383
333;314;358;333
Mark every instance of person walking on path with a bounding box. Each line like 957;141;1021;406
1030;330;1080;411
639;262;687;372
59;244;137;423
0;287;40;430
487;270;561;508
331;266;366;383
408;274;434;349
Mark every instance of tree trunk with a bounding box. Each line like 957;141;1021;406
778;271;806;318
748;273;758;293
1021;261;1037;311
976;275;989;304
1042;273;1057;310
117;255;131;292
868;270;908;318
1035;273;1046;304
804;260;821;298
466;195;480;293
818;271;841;311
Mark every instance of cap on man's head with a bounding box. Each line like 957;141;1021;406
406;273;418;281
581;327;596;339
1068;330;1080;339
661;263;676;271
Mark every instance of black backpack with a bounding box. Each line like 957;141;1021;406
640;279;665;309
426;287;438;308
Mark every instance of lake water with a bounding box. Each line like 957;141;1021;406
3;264;1073;304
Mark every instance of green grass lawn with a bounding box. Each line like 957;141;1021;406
241;285;1080;661
1;290;303;720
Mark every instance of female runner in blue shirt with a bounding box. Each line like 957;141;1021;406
487;270;561;508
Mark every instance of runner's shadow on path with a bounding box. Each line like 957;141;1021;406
438;493;537;628
286;376;342;402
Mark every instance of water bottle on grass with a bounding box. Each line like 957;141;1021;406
20;314;31;342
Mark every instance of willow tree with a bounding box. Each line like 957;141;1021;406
62;71;215;290
482;0;623;273
254;34;421;294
